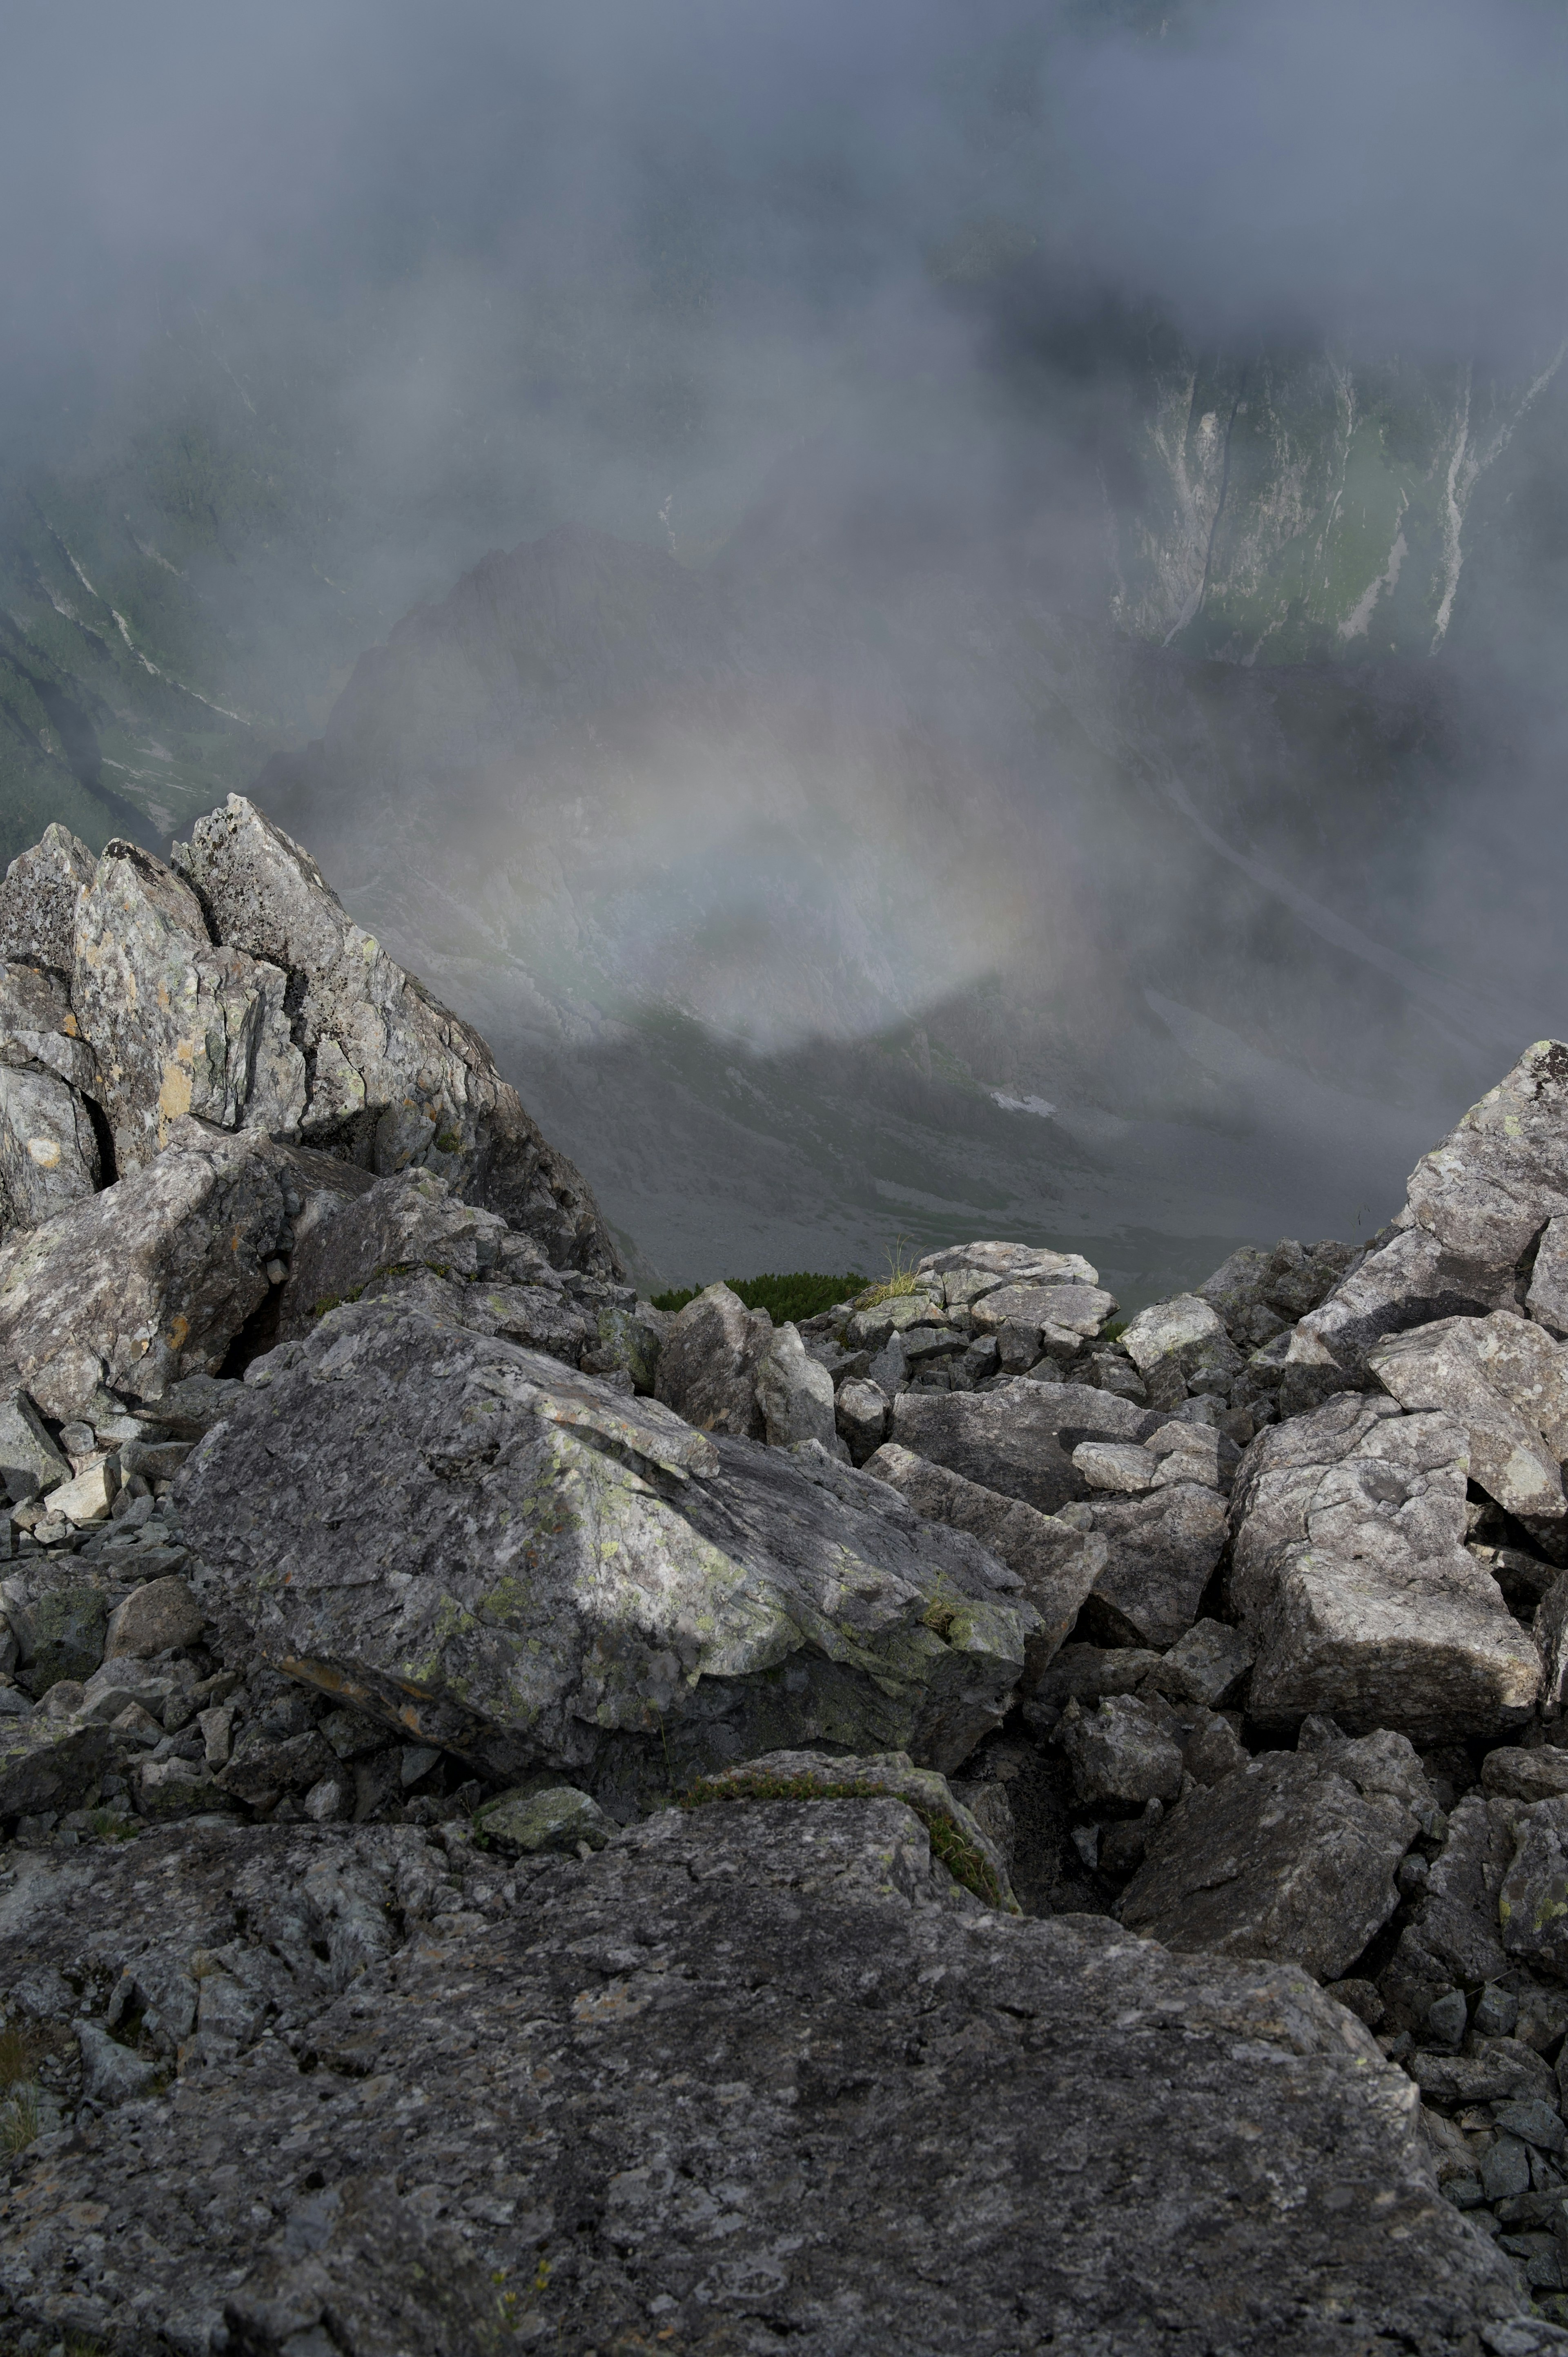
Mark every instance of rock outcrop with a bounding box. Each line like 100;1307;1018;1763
11;835;1568;2339
0;797;620;1274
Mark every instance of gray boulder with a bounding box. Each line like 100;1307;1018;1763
968;1280;1117;1353
0;821;95;970
0;1710;109;1820
1057;1691;1185;1810
686;1745;1018;1909
1368;1312;1568;1521
844;1288;948;1351
276;1164;508;1339
1120;1293;1243;1394
655;1279;771;1438
0;1388;69;1498
862;1439;1106;1677
1143;1616;1255;1706
1499;1795;1568;1978
1296;1717;1446;1833
835;1374;890;1463
176;1299;1040;1808
1535;1573;1568;1724
0;957;97;1093
1383;1792;1518;2020
756;1320;839;1450
172;795;619;1270
890;1380;1157;1516
0;958;103;1234
455;1271;598;1362
72;839;306;1174
1071;1480;1229;1649
74;2015;160;2107
0;1122;289;1420
0;1802;1528;2355
1022;1640;1167;1734
1119;1749;1418;1981
472;1781;615;1854
917;1239;1099;1293
1481;1746;1568;1804
0;1060;101;1231
1228;1394;1539;1738
1071;1438;1160;1493
1198;1238;1356;1347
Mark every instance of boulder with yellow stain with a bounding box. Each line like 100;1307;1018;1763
71;839;306;1174
0;1061;99;1230
0;959;102;1234
172;796;619;1272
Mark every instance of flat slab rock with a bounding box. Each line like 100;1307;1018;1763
0;1801;1538;2356
1291;1225;1519;1391
176;1299;1038;1810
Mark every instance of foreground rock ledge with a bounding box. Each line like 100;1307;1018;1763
0;1801;1534;2356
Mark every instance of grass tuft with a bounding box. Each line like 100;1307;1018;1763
0;2079;40;2156
0;2023;32;2089
851;1238;927;1311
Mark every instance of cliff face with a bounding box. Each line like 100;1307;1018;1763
3;308;1564;878
1110;347;1567;661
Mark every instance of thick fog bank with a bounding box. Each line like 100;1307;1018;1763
3;1;1568;1284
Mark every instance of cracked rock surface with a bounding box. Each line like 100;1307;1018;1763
0;1800;1531;2357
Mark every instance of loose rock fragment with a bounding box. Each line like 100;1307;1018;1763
1057;1693;1185;1811
862;1440;1106;1678
1119;1748;1418;1981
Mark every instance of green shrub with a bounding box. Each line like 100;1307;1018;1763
650;1271;868;1323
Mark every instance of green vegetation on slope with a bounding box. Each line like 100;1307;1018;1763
650;1271;868;1322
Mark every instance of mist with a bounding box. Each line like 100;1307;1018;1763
4;0;1568;1290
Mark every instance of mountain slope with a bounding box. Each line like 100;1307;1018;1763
250;493;1533;1296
